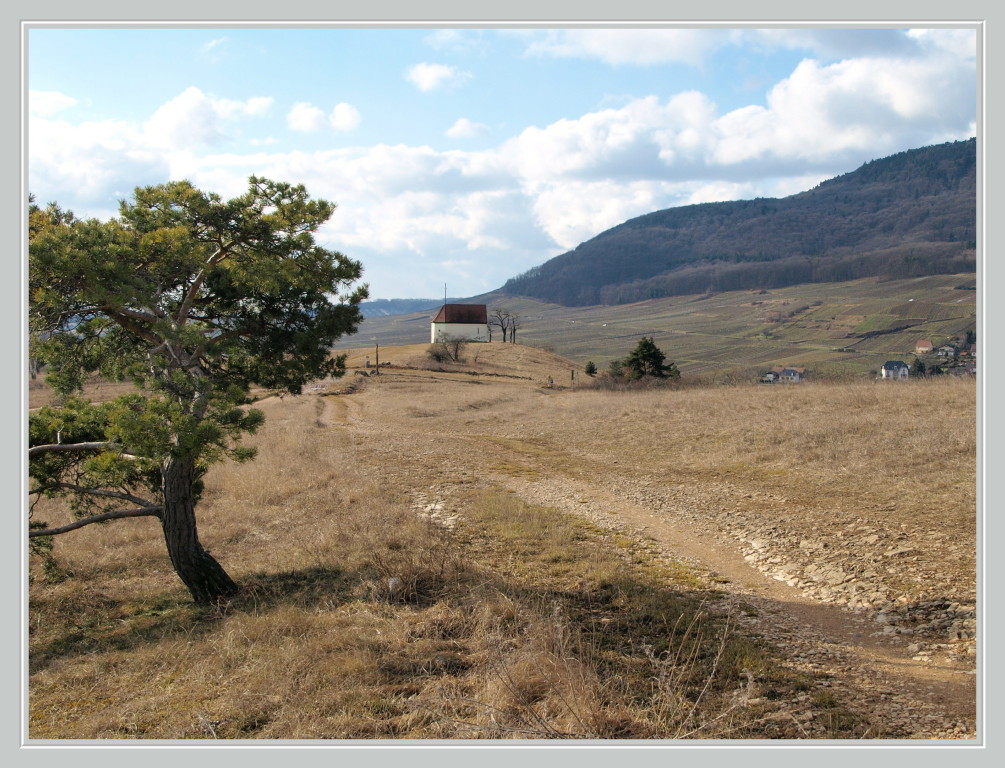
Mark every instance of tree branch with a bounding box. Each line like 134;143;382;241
28;482;155;508
106;310;163;347
29;506;163;537
177;243;237;327
29;441;113;458
112;306;161;324
29;442;146;461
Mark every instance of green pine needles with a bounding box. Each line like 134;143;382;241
29;177;368;603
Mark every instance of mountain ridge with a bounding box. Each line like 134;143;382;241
501;138;976;306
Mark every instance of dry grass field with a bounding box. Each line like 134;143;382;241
27;342;977;741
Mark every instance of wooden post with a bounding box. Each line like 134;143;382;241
375;343;380;375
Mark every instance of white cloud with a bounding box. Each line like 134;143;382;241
446;118;489;139
27;34;976;299
29;91;78;117
722;53;976;163
501;93;712;183
529;179;667;249
907;28;978;59
330;102;361;132
288;101;361;132
143;87;272;150
406;62;471;91
212;95;273;119
287;101;328;132
28;114;166;213
144;87;226;148
243;97;274;116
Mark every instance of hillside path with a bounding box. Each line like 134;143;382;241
319;367;977;740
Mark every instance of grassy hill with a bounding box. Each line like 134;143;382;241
335;273;977;379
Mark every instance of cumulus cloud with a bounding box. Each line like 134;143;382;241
144;87;226;148
529;179;669;249
287;102;328;132
143;87;272;149
29;114;166;214
330;102;362;131
446;118;489;139
29;90;78;117
241;97;274;116
907;28;978;59
496;45;973;189
289;101;361;132
406;62;471;91
712;52;976;164
28;31;976;298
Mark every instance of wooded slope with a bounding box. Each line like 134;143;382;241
503;139;976;306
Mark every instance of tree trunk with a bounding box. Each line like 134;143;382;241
161;455;238;604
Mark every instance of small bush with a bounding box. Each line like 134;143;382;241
427;345;450;363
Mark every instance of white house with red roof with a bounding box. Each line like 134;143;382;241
430;304;489;343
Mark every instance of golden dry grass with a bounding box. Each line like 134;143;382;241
27;348;975;741
563;378;976;555
27;394;767;739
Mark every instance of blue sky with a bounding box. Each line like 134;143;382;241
27;26;977;299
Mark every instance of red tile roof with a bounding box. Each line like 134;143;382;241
431;304;488;324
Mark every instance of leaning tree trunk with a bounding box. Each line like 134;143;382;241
161;455;239;604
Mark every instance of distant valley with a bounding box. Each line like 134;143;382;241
353;139;977;379
340;274;976;379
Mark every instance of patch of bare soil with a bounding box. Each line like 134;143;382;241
317;345;977;740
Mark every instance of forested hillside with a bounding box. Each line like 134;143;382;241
503;139;976;306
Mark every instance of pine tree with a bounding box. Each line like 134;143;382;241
29;177;367;603
623;337;680;380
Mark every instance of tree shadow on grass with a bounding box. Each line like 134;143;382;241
230;565;363;612
28;562;448;675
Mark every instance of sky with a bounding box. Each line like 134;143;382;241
26;25;978;300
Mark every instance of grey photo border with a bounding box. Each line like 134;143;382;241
5;1;999;766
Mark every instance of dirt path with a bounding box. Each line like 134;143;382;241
319;373;977;739
492;471;976;738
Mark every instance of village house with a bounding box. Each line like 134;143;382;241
430;303;490;343
881;360;910;379
769;365;805;383
915;339;934;354
937;344;959;358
